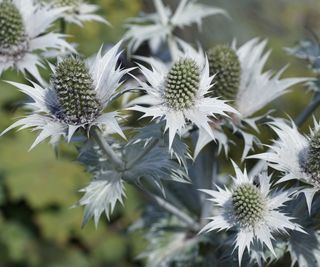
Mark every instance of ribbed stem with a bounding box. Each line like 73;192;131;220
91;128;125;171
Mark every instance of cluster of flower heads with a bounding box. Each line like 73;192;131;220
1;0;320;266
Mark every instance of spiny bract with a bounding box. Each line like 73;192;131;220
51;57;100;125
164;58;200;110
208;45;241;101
232;183;265;227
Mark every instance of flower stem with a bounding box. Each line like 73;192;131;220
91;128;125;171
60;18;67;34
138;185;201;232
295;92;320;127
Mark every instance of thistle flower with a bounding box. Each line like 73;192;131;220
195;38;309;159
1;42;129;149
0;0;74;82
124;0;227;54
249;119;320;213
42;0;107;26
200;162;304;265
129;41;238;148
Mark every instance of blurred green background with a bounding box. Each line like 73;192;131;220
0;0;319;266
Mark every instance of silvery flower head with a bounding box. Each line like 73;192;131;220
250;119;320;213
2;41;129;149
124;0;227;54
41;0;108;26
199;162;304;265
0;0;75;82
129;41;238;148
195;38;309;159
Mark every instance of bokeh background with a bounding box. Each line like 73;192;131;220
0;0;320;266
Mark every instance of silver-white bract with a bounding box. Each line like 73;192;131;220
250;119;320;213
47;0;108;26
1;41;128;149
129;41;238;149
195;38;309;159
0;0;75;83
78;171;126;227
124;0;227;53
199;162;304;265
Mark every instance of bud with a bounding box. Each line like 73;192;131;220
164;58;200;110
51;57;101;125
232;183;265;227
0;1;28;58
207;45;241;101
304;130;320;188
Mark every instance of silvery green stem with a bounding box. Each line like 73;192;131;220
139;185;201;232
91;128;125;171
60;18;66;34
295;92;320;127
126;138;159;170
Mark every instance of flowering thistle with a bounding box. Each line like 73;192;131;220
43;0;108;26
129;41;238;148
124;0;227;54
0;0;74;82
1;42;129;149
199;162;304;265
195;38;309;159
250;119;320;213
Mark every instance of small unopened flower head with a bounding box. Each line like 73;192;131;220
51;57;100;125
302;130;320;189
164;58;200;110
232;183;266;227
207;45;241;101
0;0;28;60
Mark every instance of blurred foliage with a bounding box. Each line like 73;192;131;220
0;0;320;266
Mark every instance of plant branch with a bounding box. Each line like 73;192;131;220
91;128;125;170
295;92;320;127
139;185;201;232
60;18;67;34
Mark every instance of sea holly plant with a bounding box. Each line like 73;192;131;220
2;1;320;267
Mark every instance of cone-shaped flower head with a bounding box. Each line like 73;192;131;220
199;162;304;265
303;130;320;188
0;0;74;82
164;58;200;110
249;120;320;213
52;57;101;125
129;41;238;149
0;0;28;56
1;41;129;149
232;183;266;228
207;45;241;101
